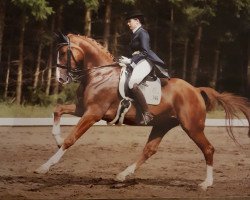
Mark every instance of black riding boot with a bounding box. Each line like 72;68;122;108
131;84;154;125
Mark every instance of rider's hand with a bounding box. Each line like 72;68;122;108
119;56;131;65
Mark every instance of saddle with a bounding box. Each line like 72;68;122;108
108;64;162;125
119;65;162;105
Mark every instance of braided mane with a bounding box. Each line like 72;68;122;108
70;34;114;61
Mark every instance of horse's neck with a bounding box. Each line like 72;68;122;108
79;37;113;69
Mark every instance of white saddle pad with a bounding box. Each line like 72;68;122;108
119;67;161;105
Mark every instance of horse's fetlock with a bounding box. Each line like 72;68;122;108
63;138;75;149
206;145;215;155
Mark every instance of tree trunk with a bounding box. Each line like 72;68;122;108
45;15;56;96
247;34;250;97
111;17;119;57
84;8;92;36
168;6;174;70
55;3;63;31
33;41;43;90
53;13;59;94
210;46;220;88
0;0;6;63
16;12;26;104
45;42;53;96
4;47;11;99
190;25;202;85
103;0;112;49
182;38;189;80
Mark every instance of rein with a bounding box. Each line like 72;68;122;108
75;62;120;81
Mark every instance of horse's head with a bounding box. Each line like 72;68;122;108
56;33;116;84
56;33;85;84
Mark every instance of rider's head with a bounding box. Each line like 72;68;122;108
125;10;144;31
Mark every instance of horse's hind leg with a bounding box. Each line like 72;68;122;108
52;104;76;147
183;126;215;190
176;90;215;190
116;117;179;181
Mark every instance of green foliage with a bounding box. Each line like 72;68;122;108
66;0;99;11
121;0;136;5
84;0;99;9
0;102;54;117
54;83;79;104
11;0;53;20
28;87;52;106
183;0;217;25
26;83;79;106
233;0;250;17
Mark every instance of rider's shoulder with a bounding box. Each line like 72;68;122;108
138;27;149;37
139;27;148;33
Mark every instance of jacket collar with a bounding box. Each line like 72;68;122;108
132;25;142;33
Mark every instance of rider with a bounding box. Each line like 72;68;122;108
119;10;169;125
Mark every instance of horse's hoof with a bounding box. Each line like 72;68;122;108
34;165;49;174
199;180;212;191
116;173;126;182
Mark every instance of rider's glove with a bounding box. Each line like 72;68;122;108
119;56;131;65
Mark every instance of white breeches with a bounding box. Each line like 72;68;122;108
128;60;152;89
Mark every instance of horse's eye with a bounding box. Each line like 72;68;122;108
59;52;66;58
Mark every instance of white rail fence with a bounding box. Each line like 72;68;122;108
0;118;248;127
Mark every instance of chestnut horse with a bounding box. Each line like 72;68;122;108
35;33;250;190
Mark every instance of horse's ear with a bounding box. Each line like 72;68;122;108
55;31;69;43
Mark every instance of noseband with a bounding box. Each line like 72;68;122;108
57;37;84;82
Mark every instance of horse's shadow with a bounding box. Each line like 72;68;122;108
0;173;199;191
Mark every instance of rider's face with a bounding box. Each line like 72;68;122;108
127;18;140;31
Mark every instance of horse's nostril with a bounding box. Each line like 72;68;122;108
59;78;65;83
67;76;72;83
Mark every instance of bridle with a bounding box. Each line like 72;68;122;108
56;35;120;83
56;37;84;82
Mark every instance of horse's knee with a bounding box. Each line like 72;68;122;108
54;105;63;118
143;145;157;159
54;105;63;114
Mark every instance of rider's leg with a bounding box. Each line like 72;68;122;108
131;84;153;125
129;60;153;125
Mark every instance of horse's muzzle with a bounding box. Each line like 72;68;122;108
56;67;72;84
58;76;72;84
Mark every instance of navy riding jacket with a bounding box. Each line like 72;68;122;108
130;27;169;78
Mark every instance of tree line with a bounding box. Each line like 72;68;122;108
0;0;249;105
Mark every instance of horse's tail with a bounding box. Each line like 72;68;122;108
199;87;250;139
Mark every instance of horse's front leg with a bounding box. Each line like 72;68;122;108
35;108;101;174
52;104;76;147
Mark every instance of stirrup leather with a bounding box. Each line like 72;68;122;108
140;112;154;125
